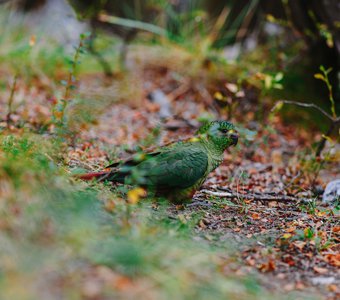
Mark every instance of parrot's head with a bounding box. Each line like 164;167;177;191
197;121;238;151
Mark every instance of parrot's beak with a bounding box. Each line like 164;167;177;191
230;133;239;146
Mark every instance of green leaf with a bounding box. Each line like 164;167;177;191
325;67;333;75
80;32;91;39
65;58;74;66
304;227;314;239
273;83;283;89
321;134;334;145
213;91;224;100
274;72;283;82
79;47;87;54
314;73;325;81
264;75;272;89
266;14;276;23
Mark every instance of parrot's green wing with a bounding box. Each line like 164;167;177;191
136;145;209;189
105;151;160;169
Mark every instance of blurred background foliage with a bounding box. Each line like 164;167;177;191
1;0;339;123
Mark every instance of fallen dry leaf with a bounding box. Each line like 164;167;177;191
286;226;296;233
293;240;306;250
258;259;276;273
127;187;146;204
251;213;260;220
283;283;294;291
104;200;116;212
332;226;340;233
295;281;305;290
324;253;340;267
328;284;338;293
282;233;292;239
113;275;134;291
246;257;256;266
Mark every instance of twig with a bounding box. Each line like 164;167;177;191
278;171;301;193
167;81;191;101
272;100;337;122
200;189;313;203
6;74;18;128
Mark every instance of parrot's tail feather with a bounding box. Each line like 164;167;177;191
75;171;111;181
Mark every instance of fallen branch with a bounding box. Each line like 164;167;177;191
272;100;336;121
200;189;314;203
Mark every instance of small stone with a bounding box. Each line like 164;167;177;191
311;276;335;285
322;179;340;205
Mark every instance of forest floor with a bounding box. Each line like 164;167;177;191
1;60;338;300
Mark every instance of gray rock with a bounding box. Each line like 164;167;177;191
322;179;340;204
148;89;172;119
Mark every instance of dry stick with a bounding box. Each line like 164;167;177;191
6;74;18;128
167;81;190;101
200;189;313;203
272;100;340;156
278;171;301;193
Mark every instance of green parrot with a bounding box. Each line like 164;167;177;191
78;121;238;203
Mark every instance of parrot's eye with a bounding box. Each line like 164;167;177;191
220;128;229;134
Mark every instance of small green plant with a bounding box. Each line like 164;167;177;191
271;65;339;157
270;65;339;188
299;198;318;215
314;66;336;118
313;66;339;156
52;32;90;134
2;35;37;129
252;71;284;120
257;72;284;92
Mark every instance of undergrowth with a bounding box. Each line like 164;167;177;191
0;135;276;300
